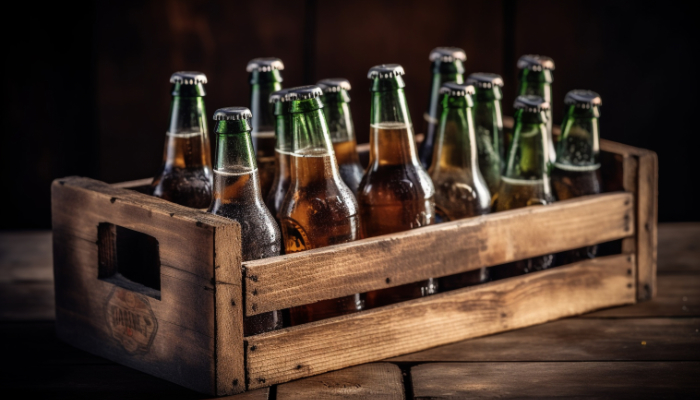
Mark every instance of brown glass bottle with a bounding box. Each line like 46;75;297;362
207;107;283;336
358;65;437;308
278;86;363;325
429;83;491;290
151;72;212;208
552;90;603;264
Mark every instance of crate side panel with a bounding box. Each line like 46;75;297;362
245;193;634;316
245;254;636;388
637;152;658;300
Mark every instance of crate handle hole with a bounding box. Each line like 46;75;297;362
97;223;162;300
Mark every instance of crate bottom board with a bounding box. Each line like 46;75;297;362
244;254;636;390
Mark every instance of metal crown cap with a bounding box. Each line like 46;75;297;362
269;88;292;104
514;95;550;112
170;71;208;85
517;55;555;71
284;85;324;101
439;82;475;97
368;64;405;79
317;78;352;93
213;107;253;121
565;90;602;108
466;72;504;88
246;58;285;73
429;47;467;62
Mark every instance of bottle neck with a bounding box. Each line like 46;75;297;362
274;111;292;152
211;122;262;206
323;95;355;143
250;77;283;135
370;87;420;166
506;109;551;181
164;96;211;169
432;96;480;173
426;71;464;121
557;106;601;166
517;70;552;102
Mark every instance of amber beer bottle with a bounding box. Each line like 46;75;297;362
265;88;292;225
517;55;556;163
466;73;505;196
151;72;213;208
429;82;491;289
247;58;284;196
418;47;466;168
207;107;283;335
359;64;437;307
317;78;364;196
278;86;362;325
552;90;603;264
491;95;555;279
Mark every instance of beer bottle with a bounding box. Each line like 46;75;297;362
429;82;491;290
278;86;363;325
317;78;364;196
207;107;283;335
359;64;437;307
247;57;284;197
551;90;603;264
516;55;556;163
151;71;213;208
418;48;466;168
265;88;292;225
466;73;505;196
491;95;555;279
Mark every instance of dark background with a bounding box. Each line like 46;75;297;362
3;0;698;229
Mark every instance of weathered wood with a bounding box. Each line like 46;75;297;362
621;155;639;255
110;177;152;190
410;362;700;399
389;317;700;362
215;388;270;400
51;177;242;395
637;152;659;301
276;363;404;400
244;193;634;316
245;255;636;389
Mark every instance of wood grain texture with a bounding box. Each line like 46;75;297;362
410;362;700;399
214;388;269;400
388;317;700;362
245;255;636;389
637;152;659;301
276;363;404;400
51;176;240;394
621;155;639;255
244;193;634;316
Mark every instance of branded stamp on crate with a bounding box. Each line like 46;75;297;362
106;287;158;355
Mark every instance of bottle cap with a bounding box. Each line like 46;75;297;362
429;47;467;63
439;82;475;97
170;71;208;85
368;64;405;79
564;90;602;108
246;58;285;73
269;88;292;104
466;72;504;88
285;85;324;100
513;95;550;112
317;78;352;93
213;107;253;121
517;55;555;71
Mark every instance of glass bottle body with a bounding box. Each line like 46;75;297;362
419;71;464;168
518;76;555;163
250;76;283;197
324;97;364;196
472;92;504;196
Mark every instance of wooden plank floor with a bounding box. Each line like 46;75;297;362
0;223;698;399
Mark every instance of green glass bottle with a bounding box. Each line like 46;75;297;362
429;82;491;290
151;71;213;208
491;95;555;279
247;57;284;197
516;55;556;163
418;47;466;169
552;90;603;264
207;107;283;336
317;78;364;196
265;88;292;225
359;64;437;308
466;72;505;196
278;86;362;325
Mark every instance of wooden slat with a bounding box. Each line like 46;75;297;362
388;317;700;362
214;223;245;396
214;388;270;400
276;363;404;400
637;152;659;301
110;177;152;189
244;193;634;316
621;155;639;255
410;362;700;399
245;254;636;389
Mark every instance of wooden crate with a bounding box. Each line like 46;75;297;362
51;139;657;396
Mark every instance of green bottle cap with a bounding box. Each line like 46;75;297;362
246;57;285;72
517;55;555;71
285;85;324;100
317;78;352;93
429;47;466;62
439;82;475;97
564;90;602;108
269;88;292;104
367;64;405;79
466;73;504;88
170;71;208;85
514;95;550;113
213;107;253;121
